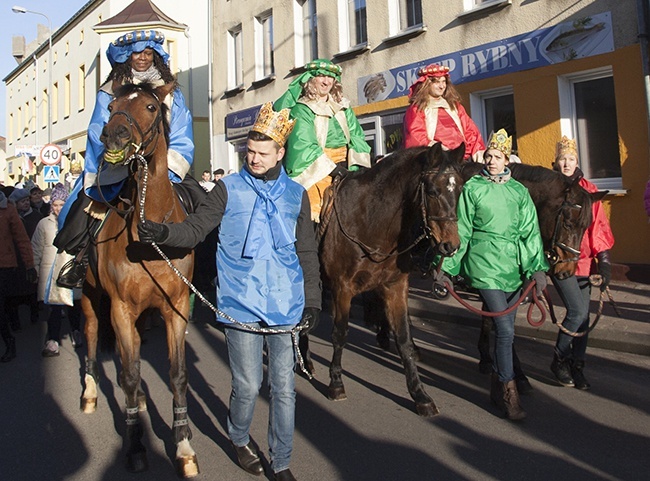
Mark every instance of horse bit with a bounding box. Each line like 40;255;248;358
546;194;583;266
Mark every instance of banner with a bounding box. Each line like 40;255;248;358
358;12;614;105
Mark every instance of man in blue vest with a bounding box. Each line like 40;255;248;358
138;102;321;481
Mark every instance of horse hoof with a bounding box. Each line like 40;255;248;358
416;402;440;417
177;454;199;478
126;451;149;473
80;397;97;413
328;386;347;401
478;360;492;374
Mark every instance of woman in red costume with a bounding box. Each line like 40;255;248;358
403;64;485;162
549;136;615;390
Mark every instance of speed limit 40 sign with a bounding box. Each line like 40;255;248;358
40;143;63;166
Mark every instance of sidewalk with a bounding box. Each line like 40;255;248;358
407;274;650;357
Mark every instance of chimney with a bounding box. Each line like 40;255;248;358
12;35;26;64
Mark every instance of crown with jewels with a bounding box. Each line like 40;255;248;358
486;129;513;156
417;64;450;78
251;102;296;147
555;135;578;158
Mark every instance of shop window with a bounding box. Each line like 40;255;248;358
294;0;318;67
227;25;244;90
388;0;423;35
470;86;518;153
338;0;367;52
558;67;622;190
255;12;275;80
359;116;380;160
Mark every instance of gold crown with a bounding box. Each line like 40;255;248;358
486;129;512;156
556;135;578;158
251;102;296;147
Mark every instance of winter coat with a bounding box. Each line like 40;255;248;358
0;203;34;269
31;214;59;301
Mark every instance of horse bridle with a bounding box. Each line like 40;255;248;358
419;168;459;241
547;194;583;266
96;89;165;215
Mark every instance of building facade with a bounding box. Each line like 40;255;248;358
211;0;650;266
3;0;210;190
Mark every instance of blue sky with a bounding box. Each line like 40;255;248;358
1;1;85;138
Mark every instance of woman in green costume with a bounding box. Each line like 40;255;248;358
274;59;371;222
439;129;548;421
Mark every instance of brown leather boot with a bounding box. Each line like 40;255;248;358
503;380;527;421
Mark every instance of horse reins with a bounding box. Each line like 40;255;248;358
546;196;582;266
331;169;458;262
134;156;314;379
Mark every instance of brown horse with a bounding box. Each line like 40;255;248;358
79;82;198;476
315;144;464;417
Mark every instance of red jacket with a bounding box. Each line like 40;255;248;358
0;203;34;269
576;177;615;276
403;102;485;159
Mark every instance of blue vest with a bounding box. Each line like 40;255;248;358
217;169;305;326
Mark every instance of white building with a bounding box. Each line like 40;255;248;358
3;0;210;188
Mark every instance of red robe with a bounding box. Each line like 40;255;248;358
576;177;615;276
403;102;485;159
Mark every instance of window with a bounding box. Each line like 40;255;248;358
52;82;58;123
80;29;84;44
24;102;29;134
470;87;518;152
255;12;274;79
78;65;86;111
389;0;422;35
64;74;70;118
166;39;177;74
558;67;622;189
9;113;13;141
17;107;22;139
294;0;318;67
227;25;244;89
31;97;36;133
338;0;367;52
42;89;48;128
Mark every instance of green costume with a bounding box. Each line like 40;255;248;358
274;59;371;191
442;172;549;291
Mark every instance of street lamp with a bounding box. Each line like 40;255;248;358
12;5;52;145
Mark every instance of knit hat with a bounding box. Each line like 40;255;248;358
106;29;169;67
408;64;451;98
50;183;69;203
274;59;343;111
9;188;30;203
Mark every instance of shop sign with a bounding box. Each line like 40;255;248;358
226;104;262;140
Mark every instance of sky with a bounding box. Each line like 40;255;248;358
0;0;86;138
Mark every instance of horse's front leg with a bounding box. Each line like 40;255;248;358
382;280;439;417
478;315;493;374
162;301;199;478
328;289;353;401
113;302;148;473
81;279;101;413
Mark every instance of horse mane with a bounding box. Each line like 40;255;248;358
113;82;171;144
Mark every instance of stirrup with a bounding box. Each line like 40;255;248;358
56;259;87;289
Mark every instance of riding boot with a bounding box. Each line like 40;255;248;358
502;380;527;420
1;337;17;363
57;245;89;289
550;353;575;387
490;372;505;411
570;359;591;390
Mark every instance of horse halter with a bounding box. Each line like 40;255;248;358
419;168;459;240
547;196;582;266
105;90;164;164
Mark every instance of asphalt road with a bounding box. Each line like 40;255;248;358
1;302;649;481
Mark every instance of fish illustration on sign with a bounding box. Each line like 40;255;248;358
545;18;606;53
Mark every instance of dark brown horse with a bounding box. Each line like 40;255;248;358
79;82;198;476
314;144;464;417
458;162;605;376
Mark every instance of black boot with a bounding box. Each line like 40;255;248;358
1;337;16;363
550;354;574;387
571;360;591;390
57;257;88;289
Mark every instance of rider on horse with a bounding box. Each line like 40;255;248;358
54;30;201;288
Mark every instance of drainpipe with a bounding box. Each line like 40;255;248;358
184;25;193;121
207;0;214;170
637;0;650;170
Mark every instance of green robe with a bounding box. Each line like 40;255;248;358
442;173;549;292
284;97;371;190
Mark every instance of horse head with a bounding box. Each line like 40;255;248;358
100;81;174;166
419;143;464;257
544;176;605;279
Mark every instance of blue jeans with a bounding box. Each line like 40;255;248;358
552;275;591;361
479;289;520;382
225;324;296;473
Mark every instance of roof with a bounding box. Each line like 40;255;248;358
94;0;185;29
